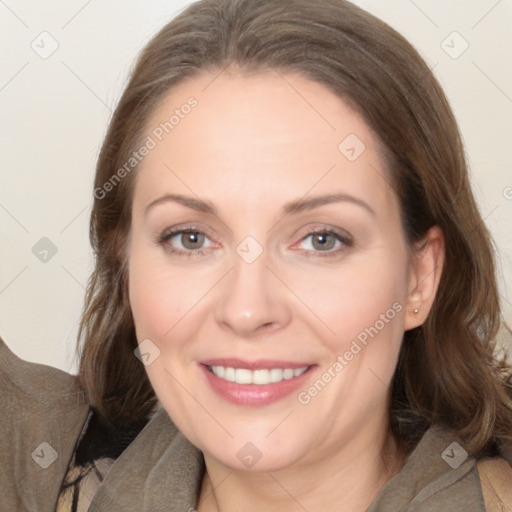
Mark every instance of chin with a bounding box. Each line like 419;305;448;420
206;440;306;473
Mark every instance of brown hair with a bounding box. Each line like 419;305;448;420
77;0;512;458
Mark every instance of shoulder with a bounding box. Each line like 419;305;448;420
0;336;85;404
477;457;512;512
0;336;90;509
0;335;89;431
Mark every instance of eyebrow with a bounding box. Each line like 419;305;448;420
145;192;375;217
145;194;216;216
282;193;375;216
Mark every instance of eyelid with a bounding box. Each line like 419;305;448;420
293;224;353;244
289;225;354;257
156;224;219;257
158;223;215;242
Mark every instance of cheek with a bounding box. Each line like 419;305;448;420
337;257;407;382
292;251;408;407
291;252;407;342
128;241;192;341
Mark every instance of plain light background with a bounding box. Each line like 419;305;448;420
1;0;511;373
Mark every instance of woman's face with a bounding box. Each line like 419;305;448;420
128;68;423;471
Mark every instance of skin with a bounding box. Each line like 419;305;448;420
127;67;445;512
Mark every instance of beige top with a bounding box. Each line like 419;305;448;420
1;337;510;511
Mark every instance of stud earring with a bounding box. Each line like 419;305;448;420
413;308;419;314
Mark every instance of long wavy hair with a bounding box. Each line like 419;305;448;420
77;0;512;459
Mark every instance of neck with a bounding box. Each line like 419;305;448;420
196;426;406;512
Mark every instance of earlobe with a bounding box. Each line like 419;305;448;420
404;225;445;331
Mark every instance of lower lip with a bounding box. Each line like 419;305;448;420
200;364;315;407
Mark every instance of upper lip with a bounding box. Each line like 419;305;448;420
200;358;313;370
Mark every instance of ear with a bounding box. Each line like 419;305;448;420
403;225;445;331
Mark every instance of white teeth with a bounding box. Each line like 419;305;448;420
235;368;252;384
283;368;294;380
253;369;270;385
210;365;309;385
294;367;308;377
224;367;235;382
269;368;283;383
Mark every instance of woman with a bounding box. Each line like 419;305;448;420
1;0;511;510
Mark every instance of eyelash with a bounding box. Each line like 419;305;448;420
157;226;214;259
295;228;353;259
157;226;353;259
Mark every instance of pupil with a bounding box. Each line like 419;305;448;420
313;233;335;251
183;231;204;249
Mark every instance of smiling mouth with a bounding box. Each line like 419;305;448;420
206;365;310;385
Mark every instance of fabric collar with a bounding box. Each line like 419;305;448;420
88;406;512;511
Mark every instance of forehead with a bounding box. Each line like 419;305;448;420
134;68;398;223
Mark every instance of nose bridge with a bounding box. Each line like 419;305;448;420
214;247;290;335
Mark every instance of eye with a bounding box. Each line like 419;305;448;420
295;228;353;257
174;230;207;250
158;227;215;256
302;232;338;251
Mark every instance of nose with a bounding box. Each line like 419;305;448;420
213;252;292;338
